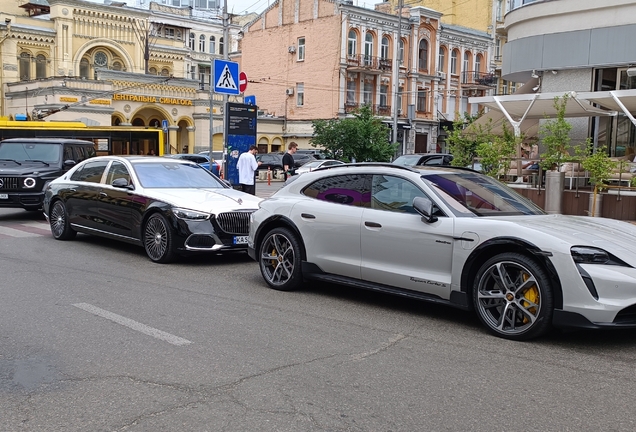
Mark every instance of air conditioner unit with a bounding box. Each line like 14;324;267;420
288;45;296;53
286;88;294;96
437;71;446;80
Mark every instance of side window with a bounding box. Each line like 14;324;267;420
63;145;74;162
371;175;429;214
303;174;371;207
74;146;86;162
423;157;443;166
74;160;109;183
85;145;96;159
106;161;131;186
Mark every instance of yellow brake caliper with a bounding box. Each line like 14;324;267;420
521;273;539;323
270;248;278;267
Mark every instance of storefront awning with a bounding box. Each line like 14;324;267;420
576;89;636;127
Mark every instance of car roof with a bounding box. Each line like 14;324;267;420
309;162;474;175
0;138;95;145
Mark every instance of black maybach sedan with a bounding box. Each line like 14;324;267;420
42;156;262;263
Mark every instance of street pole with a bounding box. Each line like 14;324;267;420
392;0;403;147
209;55;214;161
222;0;229;180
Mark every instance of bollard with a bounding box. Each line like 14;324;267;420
267;167;271;186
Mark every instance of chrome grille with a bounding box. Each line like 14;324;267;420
0;177;20;190
215;210;254;235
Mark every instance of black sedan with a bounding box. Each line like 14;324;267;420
42;156;262;263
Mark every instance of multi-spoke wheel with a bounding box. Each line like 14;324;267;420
49;200;76;240
258;227;303;291
473;253;553;341
144;213;176;263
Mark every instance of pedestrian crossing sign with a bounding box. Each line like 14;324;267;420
213;59;240;95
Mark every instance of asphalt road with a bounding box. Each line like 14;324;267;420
2;203;636;431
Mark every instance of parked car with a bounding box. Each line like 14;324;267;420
392;153;453;167
255;153;285;178
291;152;317;168
295;159;345;175
43;156;261;263
198;150;225;176
165;153;221;176
248;163;636;340
296;149;327;160
0;138;96;211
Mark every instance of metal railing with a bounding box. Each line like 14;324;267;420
346;54;392;71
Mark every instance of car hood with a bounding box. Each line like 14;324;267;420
0;164;60;175
493;214;636;258
147;188;262;213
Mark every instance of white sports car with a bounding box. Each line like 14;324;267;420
248;163;636;340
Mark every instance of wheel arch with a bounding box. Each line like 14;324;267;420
254;215;307;261
460;238;563;310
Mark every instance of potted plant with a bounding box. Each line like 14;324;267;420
580;144;617;217
539;94;573;214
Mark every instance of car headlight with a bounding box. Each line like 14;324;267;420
23;177;36;189
173;207;211;220
570;246;629;266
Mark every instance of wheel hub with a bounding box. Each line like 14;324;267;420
506;293;514;301
154;233;162;244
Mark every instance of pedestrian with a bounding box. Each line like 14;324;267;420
237;145;261;195
282;141;298;181
147;149;156;156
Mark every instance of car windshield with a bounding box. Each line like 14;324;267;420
301;160;323;169
0;143;61;163
392;155;422;166
133;161;225;188
423;172;545;216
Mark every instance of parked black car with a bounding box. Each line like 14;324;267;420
392;153;454;167
291;152;317;167
256;153;284;174
0;138;96;211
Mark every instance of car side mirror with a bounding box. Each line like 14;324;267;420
112;177;134;190
413;196;438;223
63;159;76;169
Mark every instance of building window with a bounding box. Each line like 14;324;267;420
463;51;470;75
219;37;224;55
149;67;157;75
296;83;304;106
364;32;374;66
36;55;47;79
397;86;404;114
451;50;458;74
475;54;482;73
161;68;170;77
346;79;356;105
297;37;305;61
438;47;445;72
495;38;501;60
79;58;90;79
165;27;175;38
199;34;205;52
347;30;357;57
363;80;373;105
379;84;388;107
210;36;215;54
189;33;195;50
417;89;427;112
398;39;404;66
381;36;389;59
496;0;503;21
195;0;217;8
20;53;31;80
112;61;122;71
418;39;428;71
199;66;210;85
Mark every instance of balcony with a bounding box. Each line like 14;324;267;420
344;102;392;116
460;71;497;89
346;55;392;74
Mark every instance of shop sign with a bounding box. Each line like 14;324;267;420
60;97;78;103
112;94;193;106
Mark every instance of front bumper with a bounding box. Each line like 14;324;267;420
0;191;44;210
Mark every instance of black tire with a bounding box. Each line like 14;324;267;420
258;227;303;291
143;213;176;263
49;200;76;240
473;252;553;341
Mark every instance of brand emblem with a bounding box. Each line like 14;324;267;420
0;179;4;188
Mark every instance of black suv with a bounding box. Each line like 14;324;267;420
392;153;453;167
0;138;96;211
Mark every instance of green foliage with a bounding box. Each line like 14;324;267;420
310;105;397;162
539;94;573;171
445;113;483;168
475;123;518;178
579;143;617;191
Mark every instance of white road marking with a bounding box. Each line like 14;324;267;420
0;225;41;237
72;303;192;346
19;221;50;228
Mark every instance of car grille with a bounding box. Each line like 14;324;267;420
215;210;254;235
0;177;20;190
614;304;636;324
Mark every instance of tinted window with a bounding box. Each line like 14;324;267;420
303;174;371;207
106;161;131;186
422;157;443;166
133;161;225;188
73;160;109;183
392;155;423;166
371;175;429;214
0;143;61;163
63;145;74;161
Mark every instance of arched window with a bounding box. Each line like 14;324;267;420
112;61;122;71
463;51;470;74
381;36;389;59
199;34;205;52
450;49;458;74
189;33;195;50
418;39;428;71
475;54;483;73
438;47;446;73
364;32;374;65
20;52;31;81
36;55;47;79
79;58;90;79
149;67;157;75
398;39;405;66
209;36;215;54
219;37;224;55
161;68;170;77
347;30;357;57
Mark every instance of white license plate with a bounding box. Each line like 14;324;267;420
233;236;249;245
0;193;8;199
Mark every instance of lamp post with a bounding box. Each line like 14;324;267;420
392;0;403;147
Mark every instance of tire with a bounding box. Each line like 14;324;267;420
473;252;553;341
258;227;303;291
143;213;176;263
49;200;77;240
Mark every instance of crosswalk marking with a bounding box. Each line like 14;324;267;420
0;221;50;238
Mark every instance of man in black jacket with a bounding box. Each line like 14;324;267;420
282;141;298;181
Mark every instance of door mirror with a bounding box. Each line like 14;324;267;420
413;196;438;223
112;177;133;190
63;159;76;169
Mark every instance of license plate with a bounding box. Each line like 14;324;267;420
0;194;8;199
233;236;249;245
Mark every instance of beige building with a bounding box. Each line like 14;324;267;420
239;0;492;154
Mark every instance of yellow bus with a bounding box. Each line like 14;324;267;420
0;120;165;156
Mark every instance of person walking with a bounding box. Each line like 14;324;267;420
282;141;298;181
237;145;261;195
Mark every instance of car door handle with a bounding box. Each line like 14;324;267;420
301;213;316;219
364;221;382;228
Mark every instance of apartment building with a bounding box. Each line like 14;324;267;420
239;0;492;155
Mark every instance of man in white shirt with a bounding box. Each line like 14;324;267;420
237;145;261;195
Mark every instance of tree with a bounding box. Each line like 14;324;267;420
539;94;572;171
311;105;397;162
475;122;518;178
445;112;492;169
